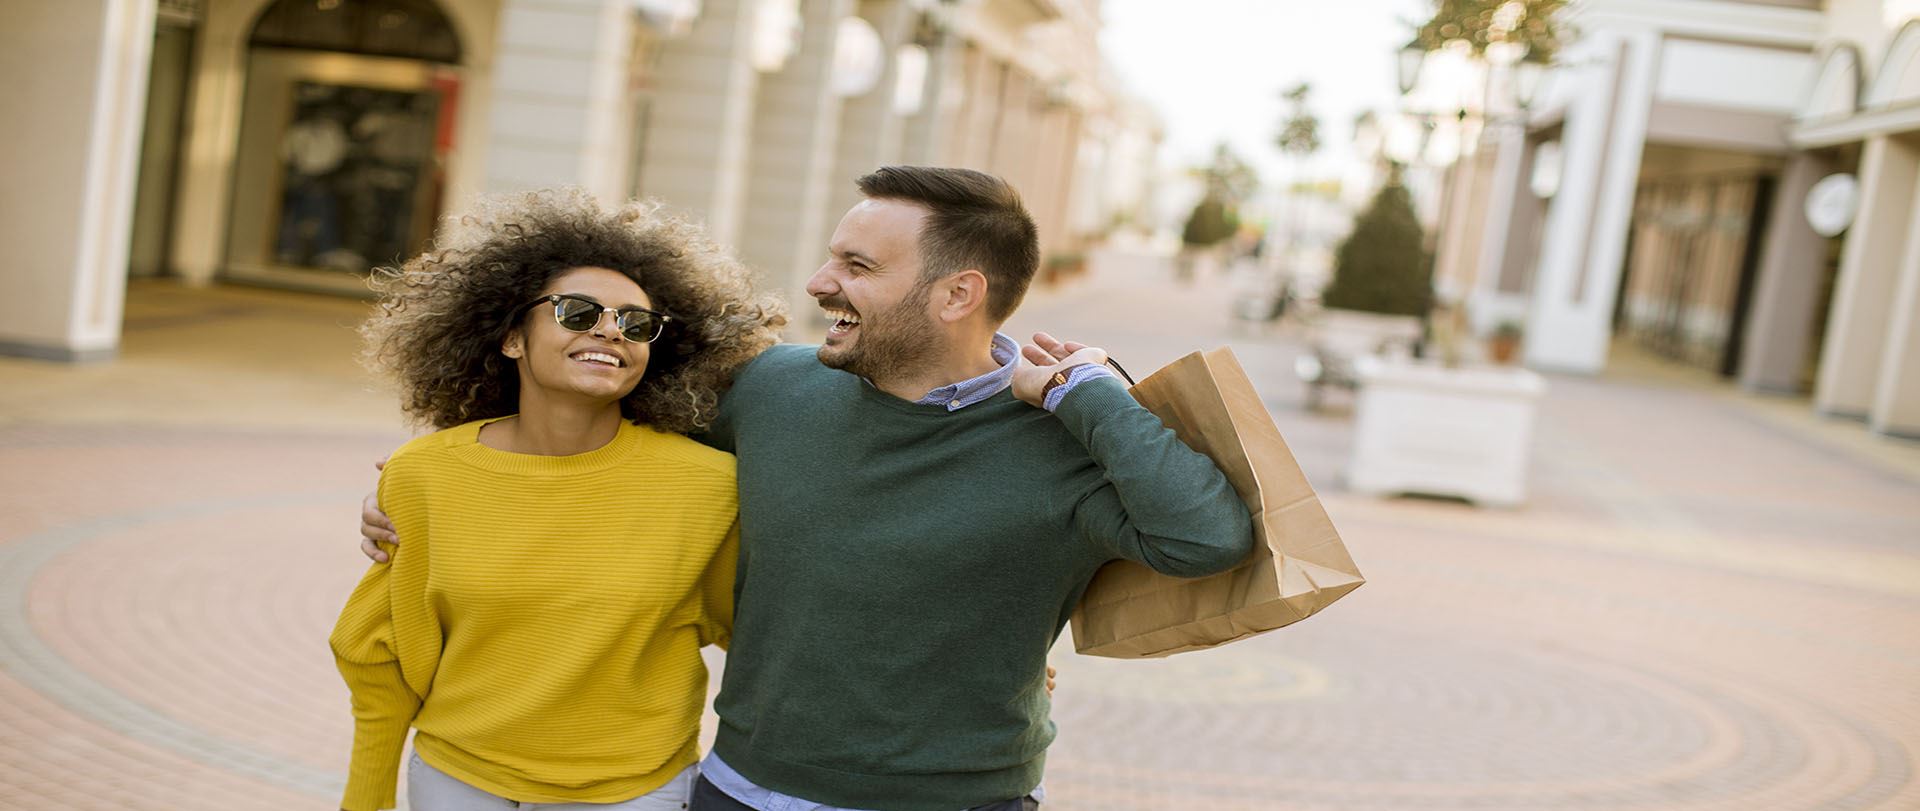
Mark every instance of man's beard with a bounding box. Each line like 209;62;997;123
818;278;943;383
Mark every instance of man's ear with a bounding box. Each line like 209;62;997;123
936;270;990;323
502;327;526;359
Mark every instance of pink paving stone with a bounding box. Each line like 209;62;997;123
3;256;1918;810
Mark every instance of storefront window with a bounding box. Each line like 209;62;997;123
223;0;461;292
251;0;460;64
273;82;439;272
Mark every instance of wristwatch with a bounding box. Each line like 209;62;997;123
1042;364;1090;400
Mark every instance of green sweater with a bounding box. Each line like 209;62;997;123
704;344;1253;811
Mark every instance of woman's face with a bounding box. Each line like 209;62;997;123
504;266;653;407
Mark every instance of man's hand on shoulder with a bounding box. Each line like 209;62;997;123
1012;332;1112;410
359;456;397;563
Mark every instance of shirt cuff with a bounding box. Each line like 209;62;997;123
1043;364;1119;412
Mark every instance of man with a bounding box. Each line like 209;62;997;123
360;166;1253;810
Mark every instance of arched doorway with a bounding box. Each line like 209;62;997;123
224;0;463;292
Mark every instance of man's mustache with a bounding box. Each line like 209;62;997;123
816;295;856;314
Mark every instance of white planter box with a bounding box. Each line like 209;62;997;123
1311;308;1424;359
1348;357;1548;507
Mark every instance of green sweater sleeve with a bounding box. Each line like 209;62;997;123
1053;375;1255;577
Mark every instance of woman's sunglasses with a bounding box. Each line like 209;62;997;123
519;293;674;344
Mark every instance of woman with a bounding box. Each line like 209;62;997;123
332;189;784;811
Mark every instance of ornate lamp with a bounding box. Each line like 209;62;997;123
1398;40;1426;96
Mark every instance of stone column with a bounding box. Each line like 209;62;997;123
1027;104;1079;257
948;46;1000;169
988;67;1034;185
1815;134;1918;418
1524;31;1658;374
1737;152;1833;394
1870;151;1920;437
0;0;156;361
1467;128;1532;335
1873;278;1920;436
1046;108;1085;255
900;23;962;166
823;0;917;248
739;0;857;332
636;0;764;246
1435;145;1496;304
482;0;637;204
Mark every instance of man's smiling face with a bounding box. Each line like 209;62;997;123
807;198;944;381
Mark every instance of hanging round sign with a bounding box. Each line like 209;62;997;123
831;17;884;97
1805;173;1859;238
1529;141;1562;199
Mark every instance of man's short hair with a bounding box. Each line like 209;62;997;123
855;166;1039;322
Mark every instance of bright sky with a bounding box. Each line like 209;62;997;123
1101;0;1428;186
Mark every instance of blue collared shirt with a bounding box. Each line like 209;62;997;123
904;332;1113;412
699;333;1109;810
912;333;1022;410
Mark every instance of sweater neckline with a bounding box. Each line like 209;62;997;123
850;372;1022;416
448;416;646;475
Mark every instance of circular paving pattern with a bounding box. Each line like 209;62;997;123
1041;505;1920;810
1049;618;1911;809
3;422;1918;811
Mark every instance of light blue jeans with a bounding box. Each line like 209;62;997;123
407;752;696;810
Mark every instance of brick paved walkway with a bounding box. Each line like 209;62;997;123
2;258;1916;809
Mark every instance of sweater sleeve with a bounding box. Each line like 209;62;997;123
1054;375;1255;577
329;470;433;811
697;521;741;650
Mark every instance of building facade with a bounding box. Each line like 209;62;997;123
1432;0;1920;439
1789;1;1920;437
2;0;1156;360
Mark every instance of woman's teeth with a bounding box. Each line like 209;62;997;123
571;351;623;367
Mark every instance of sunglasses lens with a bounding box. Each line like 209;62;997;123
553;298;600;332
619;312;660;343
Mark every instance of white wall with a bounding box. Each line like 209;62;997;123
1656;38;1814;113
0;0;155;359
1827;0;1893;62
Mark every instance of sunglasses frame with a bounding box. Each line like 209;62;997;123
519;293;675;344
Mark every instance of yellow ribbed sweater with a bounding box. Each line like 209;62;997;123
329;417;738;811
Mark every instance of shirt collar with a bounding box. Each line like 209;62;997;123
912;332;1021;411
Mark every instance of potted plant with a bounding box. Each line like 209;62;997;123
1331;180;1548;506
1298;178;1430;407
1488;320;1524;365
1320;179;1432;319
1177;144;1256;281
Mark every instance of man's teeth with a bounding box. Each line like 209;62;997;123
825;309;861;327
572;351;622;367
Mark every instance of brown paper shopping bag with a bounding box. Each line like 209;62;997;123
1070;347;1364;658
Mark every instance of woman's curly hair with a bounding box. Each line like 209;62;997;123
361;189;786;434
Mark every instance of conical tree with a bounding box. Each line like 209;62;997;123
1181;195;1236;248
1323;181;1432;317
